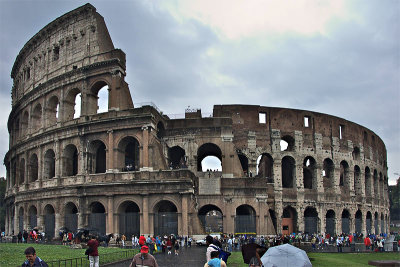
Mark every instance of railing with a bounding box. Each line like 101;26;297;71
46;249;136;267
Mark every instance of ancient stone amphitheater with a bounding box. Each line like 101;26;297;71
4;4;389;239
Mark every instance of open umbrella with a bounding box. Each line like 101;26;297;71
261;244;312;267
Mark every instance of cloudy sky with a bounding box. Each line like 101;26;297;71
0;0;399;184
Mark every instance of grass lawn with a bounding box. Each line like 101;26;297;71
226;251;400;267
0;243;137;267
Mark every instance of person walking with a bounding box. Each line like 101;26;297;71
22;246;48;267
87;236;100;267
129;245;159;267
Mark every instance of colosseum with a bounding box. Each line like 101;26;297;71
4;4;390;240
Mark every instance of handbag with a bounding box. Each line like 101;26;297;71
85;247;93;255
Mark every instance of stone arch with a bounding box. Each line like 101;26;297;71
64;202;78;233
18;207;24;233
198;204;223;234
43;149;55;179
282;206;297;235
280;135;295;151
88;80;109;115
62;144;78;176
197;143;222;172
354;165;361;195
365;167;372;196
341;209;350;234
326;209;336;235
355;210;362;233
323;158;334;189
340;160;350;187
156;121;165;139
32;103;42;131
256;153;273;180
366;211;372;234
14;117;20;141
21;110;29;136
379;173;384;200
118;136;140;171
88;201;106;235
380;213;385;234
237;152;249;176
374;211;379;234
18;158;25;185
118;201;140;237
153;200;178;236
28;205;38;229
89;140;107;174
352;146;360;161
282;156;295;188
28;153;38;182
43;204;55;239
373;169;379;196
64;87;81;120
303;156;316;189
235;204;256;234
46;95;59;126
168;146;186;169
304;206;318;235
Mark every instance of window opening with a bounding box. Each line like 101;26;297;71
304;116;310;127
259;112;266;124
339;125;344;139
74;93;81;119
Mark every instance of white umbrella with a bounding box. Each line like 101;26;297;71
261;244;312;267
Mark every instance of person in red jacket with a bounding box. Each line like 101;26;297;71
87;236;100;267
364;236;371;250
139;235;146;247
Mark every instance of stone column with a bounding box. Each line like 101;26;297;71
106;130;114;172
55;213;62;238
54;139;61;178
141;126;150;171
106;196;114;234
14;205;19;233
142;195;149;235
181;195;189;236
5;208;9;235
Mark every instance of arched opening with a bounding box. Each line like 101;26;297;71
355;210;362;233
43;149;55;179
340;161;349;188
89;81;109;114
304;207;318;235
366;211;374;234
11;161;16;186
235;205;256;234
237;152;249;176
365;167;371;196
198;205;223;234
374;212;379;234
44;204;55;240
256;153;273;180
154;200;178;236
64;202;78;233
32;104;42;131
342;209;350;234
168;146;186;169
14;118;20;141
282;206;297;235
352;147;360;161
19;159;25;185
197;143;222;172
280;135;295;151
118;137;140;171
63;144;78;176
21;111;29;136
89;141;106;174
282;156;295;188
46;95;59;126
88;202;106;235
373;170;379;197
28;206;37;229
18;207;24;233
156;121;165;139
354;165;361;195
269;209;277;234
28;154;38;182
64;88;81;120
326;210;335;236
323;158;334;189
381;214;385;234
303;156;316;189
379;173;384;200
118;201;140;237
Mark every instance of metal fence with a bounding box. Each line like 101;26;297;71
46;249;136;267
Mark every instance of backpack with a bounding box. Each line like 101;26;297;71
210;245;231;263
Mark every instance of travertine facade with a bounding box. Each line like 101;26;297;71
4;4;389;239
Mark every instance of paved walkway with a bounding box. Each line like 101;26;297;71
109;245;207;267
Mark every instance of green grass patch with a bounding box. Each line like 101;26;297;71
226;251;400;267
0;243;137;267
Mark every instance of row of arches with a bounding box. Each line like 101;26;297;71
12;81;109;142
281;206;388;236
